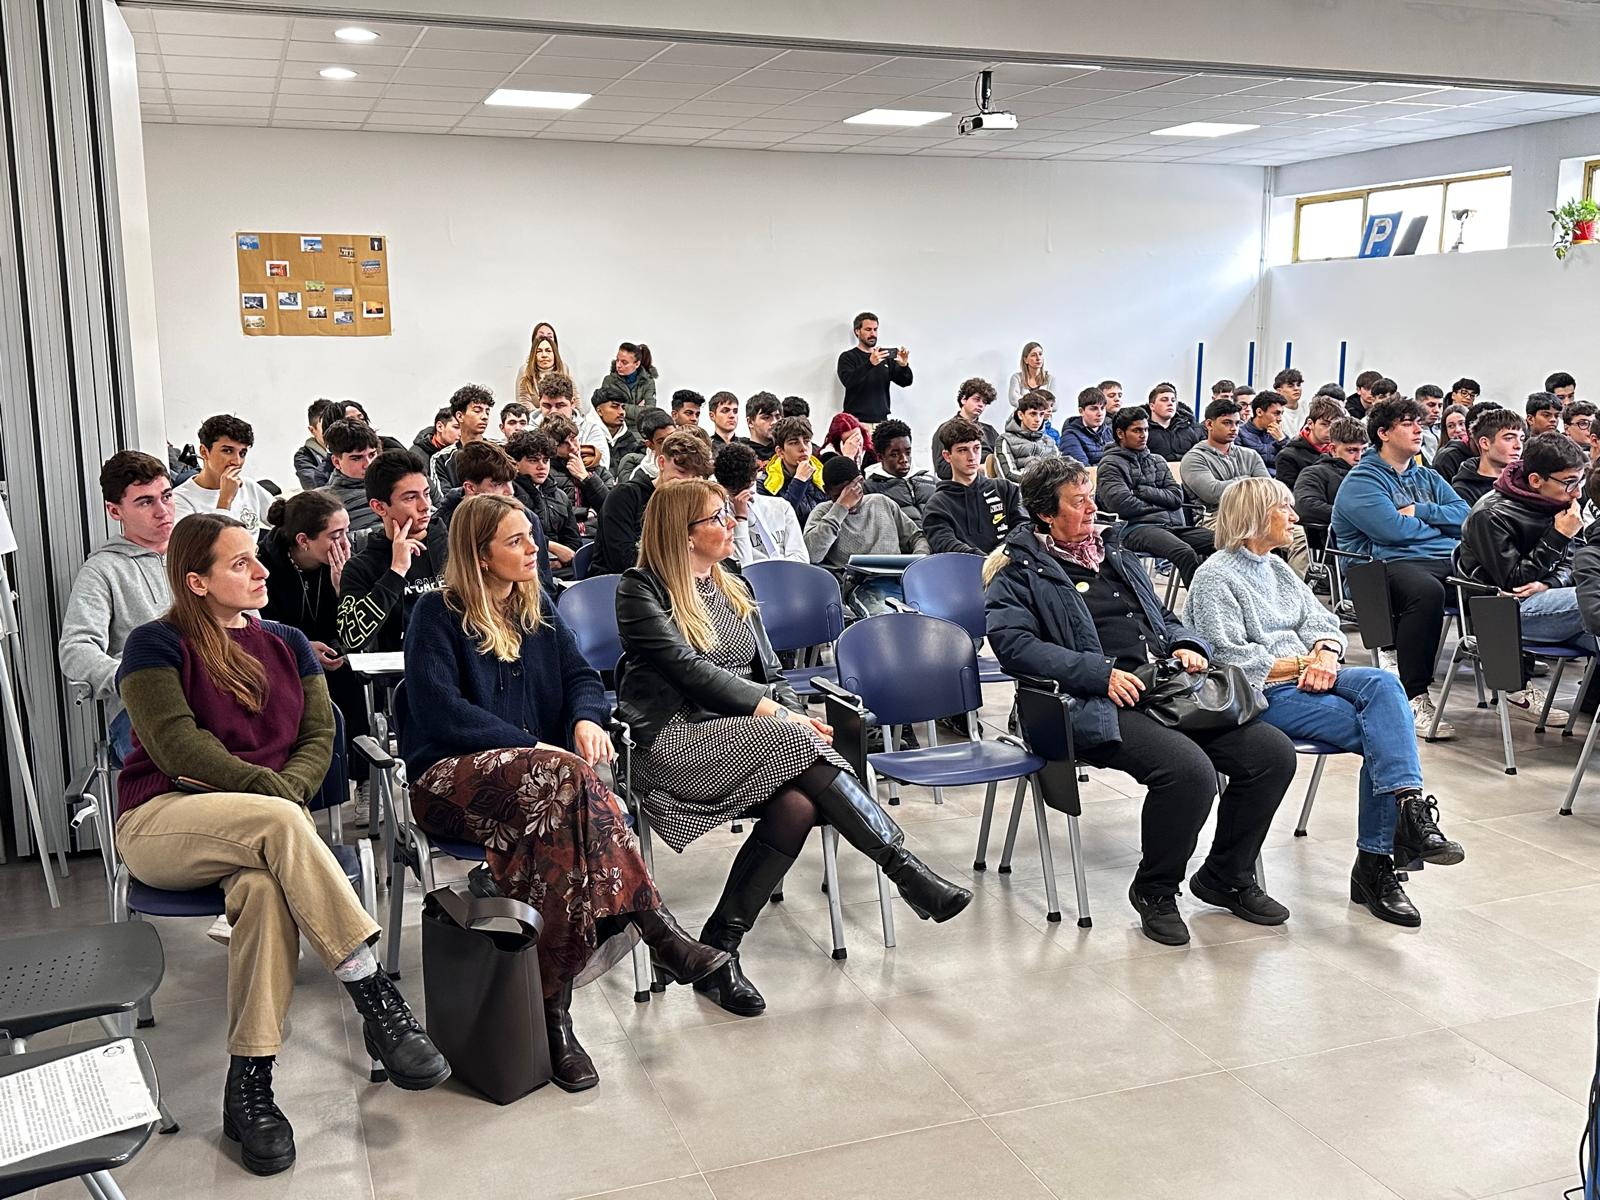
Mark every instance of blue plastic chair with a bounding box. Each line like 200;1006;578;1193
557;574;623;709
1286;738;1353;837
743;559;845;698
570;540;596;581
899;553;1011;685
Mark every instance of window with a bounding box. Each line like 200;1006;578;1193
1584;158;1600;203
1292;170;1511;262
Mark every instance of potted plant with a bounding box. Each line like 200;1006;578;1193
1549;197;1600;260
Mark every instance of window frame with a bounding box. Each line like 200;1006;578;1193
1583;157;1600;203
1291;168;1511;263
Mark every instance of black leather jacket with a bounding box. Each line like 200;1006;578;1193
1460;489;1577;591
615;564;801;748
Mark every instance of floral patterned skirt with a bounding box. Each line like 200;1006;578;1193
411;746;660;996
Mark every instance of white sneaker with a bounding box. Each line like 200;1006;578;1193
1378;649;1400;675
1411;693;1456;740
352;781;371;828
1504;687;1570;726
206;915;232;946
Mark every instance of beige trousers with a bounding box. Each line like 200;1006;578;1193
117;791;380;1056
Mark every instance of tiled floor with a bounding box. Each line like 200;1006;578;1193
9;663;1600;1200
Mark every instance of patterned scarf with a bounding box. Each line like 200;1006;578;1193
1037;528;1105;572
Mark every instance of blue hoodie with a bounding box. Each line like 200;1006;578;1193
1330;449;1468;562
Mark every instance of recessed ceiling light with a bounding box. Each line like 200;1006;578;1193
1151;121;1259;137
333;27;379;42
1048;63;1102;70
485;88;591;109
843;108;950;127
319;67;358;80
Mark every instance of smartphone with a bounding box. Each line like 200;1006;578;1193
875;346;899;360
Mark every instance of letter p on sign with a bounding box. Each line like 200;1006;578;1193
1359;212;1401;258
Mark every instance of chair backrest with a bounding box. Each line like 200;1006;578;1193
1344;559;1395;649
1470;593;1527;691
571;540;596;581
743;560;845;652
901;552;987;641
557;574;624;673
306;704;348;815
834;611;981;727
1014;682;1083;817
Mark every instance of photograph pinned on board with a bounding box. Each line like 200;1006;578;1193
305;279;326;293
277;291;302;310
243;315;266;330
360;259;382;276
339;247;355;260
306;305;328;319
362;300;386;319
238;234;260;251
300;236;323;253
334;310;355;326
266;260;289;278
332;287;353;302
241;293;266;310
369;237;384;252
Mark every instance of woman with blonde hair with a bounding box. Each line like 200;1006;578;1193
515;320;574;407
1008;341;1057;405
401;493;728;1091
1186;476;1462;929
616;479;971;1018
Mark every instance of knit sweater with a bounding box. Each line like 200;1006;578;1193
803;493;929;567
398;591;610;780
1184;547;1346;689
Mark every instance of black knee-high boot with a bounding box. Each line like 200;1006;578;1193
695;838;797;1016
809;770;972;923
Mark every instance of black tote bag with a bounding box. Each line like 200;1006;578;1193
422;885;552;1104
1133;657;1267;733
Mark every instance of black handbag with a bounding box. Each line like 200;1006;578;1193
421;885;551;1104
1132;656;1266;733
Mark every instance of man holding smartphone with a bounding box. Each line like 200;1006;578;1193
837;311;912;427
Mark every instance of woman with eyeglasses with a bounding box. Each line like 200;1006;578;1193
616;479;971;1017
1185;477;1462;929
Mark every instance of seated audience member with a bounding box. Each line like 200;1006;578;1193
334;400;406;454
1146;382;1202;461
541;414;614;523
1526;390;1564;436
804;457;930;614
617;480;970;1014
514;322;570;408
1097;405;1213;585
1186;478;1462;926
707;391;740;449
322;419;384;544
740;392;781;464
174;415;276;532
591;341;657;434
821;412;877;468
1452;407;1525;506
1566;399;1599;462
714;441;806;567
116;514;447;1175
593;392;640;466
997;389;1061;480
597;428;714;575
1210;379;1236;403
59;451;174;764
402;494;726;1090
1009;341;1057;406
336;450;448;654
669;389;704;430
1461;431;1591;722
1293;417;1366;531
1369;377;1400;406
497;401;531;442
985;456;1295;945
1098;379;1124;415
1438;403;1469;453
1274;394;1345;492
1331;397;1469;736
1547;371;1578;405
1451;377;1481;408
761;416;827;524
781;395;810;421
1348;370;1383;419
410;406;459;467
863;418;937;526
924;418;1027;555
837;311;913;425
1272;367;1306;435
1416;384;1446;460
294;400;337;490
535;372;612;470
1569;469;1600;647
1181;398;1268;527
1237;390;1289;471
428;384;495;493
436;441;555;591
1433;399;1502;479
617;408;673;483
1057;386;1113;467
931;379;1001;479
1231;385;1256;419
507;431;581;573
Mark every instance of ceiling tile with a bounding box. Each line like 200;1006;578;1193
172;103;273;117
823;73;938;97
280;61;398;83
494;73;617;94
702;85;813;104
456;115;551;131
452;126;537;137
157;34;283;60
167;88;274;106
579;94;684;113
273;93;378;111
766;49;892;73
383;66;507;88
540;34;669;60
363;112;460;126
736;117;827;132
515;54;638;80
276;77;387;97
865;57;989;79
358;123;451;134
381;83;490;103
673;99;775;117
119;7;155;32
652;43;781;68
541;119;643;136
627;62;744;85
641;124;733;138
1320;82;1446;101
597;79;707;99
370;98;475;116
164;74;278;94
151;10;289;38
155;55;279;78
738;69;854;91
415;27;551;54
401;48;531;72
288;18;424;43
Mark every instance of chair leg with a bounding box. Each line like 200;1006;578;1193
383;833;410;977
997;777;1028;874
1536;658;1565;732
1565;659;1596;738
876;865;896;949
1497;690;1518;775
1471;656;1488;708
1065;814;1091;928
1560;704;1600;814
1293;756;1327;837
357;840;377;921
973;781;998;870
1255;853;1266;889
885;726;901;805
631;936;652;1004
1427;647;1462;741
1029;780;1061;924
87;1171;128;1200
927;721;943;805
821;827;847;960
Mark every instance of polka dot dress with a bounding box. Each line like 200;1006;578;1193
640;577;850;853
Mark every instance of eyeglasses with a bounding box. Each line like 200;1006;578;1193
1571;419;1594;430
689;504;736;530
1552;475;1584;493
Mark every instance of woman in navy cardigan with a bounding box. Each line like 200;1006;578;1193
401;494;726;1092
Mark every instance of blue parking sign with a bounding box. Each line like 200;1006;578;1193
1359;212;1402;258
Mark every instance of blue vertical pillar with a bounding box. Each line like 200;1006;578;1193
1338;341;1348;388
1246;341;1256;387
1194;342;1205;409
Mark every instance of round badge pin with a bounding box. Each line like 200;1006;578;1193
1075;581;1090;592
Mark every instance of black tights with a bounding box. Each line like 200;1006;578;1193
749;761;840;857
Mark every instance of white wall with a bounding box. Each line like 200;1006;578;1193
142;125;1265;479
1265;112;1600;399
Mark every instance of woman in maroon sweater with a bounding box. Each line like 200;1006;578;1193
116;514;447;1178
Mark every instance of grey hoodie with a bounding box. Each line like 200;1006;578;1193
57;536;169;715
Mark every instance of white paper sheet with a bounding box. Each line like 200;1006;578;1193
348;651;405;676
0;1040;159;1168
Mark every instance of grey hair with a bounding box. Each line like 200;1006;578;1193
1213;476;1295;552
1020;455;1092;521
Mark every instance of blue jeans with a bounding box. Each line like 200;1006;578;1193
1259;666;1422;854
109;708;133;768
849;577;905;617
1519;586;1596;650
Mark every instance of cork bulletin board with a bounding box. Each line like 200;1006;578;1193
236;231;391;337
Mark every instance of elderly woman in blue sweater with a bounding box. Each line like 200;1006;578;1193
1185;477;1463;929
402;494;726;1092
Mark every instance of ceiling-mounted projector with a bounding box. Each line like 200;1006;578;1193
958;68;1018;136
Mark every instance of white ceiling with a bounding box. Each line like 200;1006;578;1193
122;6;1600;165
